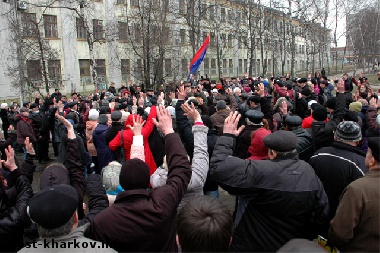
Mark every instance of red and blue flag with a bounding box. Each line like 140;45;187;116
188;34;210;80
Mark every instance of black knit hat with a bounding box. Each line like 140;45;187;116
301;88;312;97
29;184;78;229
312;106;327;121
119;158;150;191
325;97;337;109
334;121;362;142
368;137;380;162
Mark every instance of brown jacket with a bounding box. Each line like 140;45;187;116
329;168;380;252
90;133;192;252
211;109;230;135
15;114;36;145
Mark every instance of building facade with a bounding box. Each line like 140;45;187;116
0;0;330;100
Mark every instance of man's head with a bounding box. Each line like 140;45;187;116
366;137;380;169
263;130;298;159
119;158;150;191
176;196;233;252
334;121;362;146
30;103;39;112
216;100;226;111
55;89;59;93
28;184;78;238
248;96;260;108
111;110;122;122
284;115;302;131
20;107;29;116
298;78;308;88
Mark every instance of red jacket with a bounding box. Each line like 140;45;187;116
109;106;157;175
302;115;329;129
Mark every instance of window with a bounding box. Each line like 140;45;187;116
210;6;215;20
165;59;171;75
211;59;216;69
239;59;242;71
116;0;126;3
48;60;61;80
121;59;130;79
43;15;58;38
93;19;104;40
223;59;227;68
181;59;188;75
203;32;208;41
118;22;128;41
79;60;90;77
96;59;106;76
26;60;41;80
204;58;209;70
221;33;226;44
221;8;226;22
228;10;233;21
201;4;207;19
228;34;233;47
134;23;141;43
179;0;186;15
76;18;86;39
180;29;186;44
135;59;142;78
21;13;37;37
130;0;139;7
244;59;247;72
229;59;233;68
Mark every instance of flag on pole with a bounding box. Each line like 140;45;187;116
188;34;210;80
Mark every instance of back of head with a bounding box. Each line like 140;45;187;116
28;184;78;237
40;163;70;190
334;121;362;143
119;158;150;190
176;196;233;252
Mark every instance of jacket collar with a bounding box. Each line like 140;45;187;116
331;141;366;157
367;167;380;176
115;189;150;203
273;152;299;162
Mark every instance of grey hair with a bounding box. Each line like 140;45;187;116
38;216;74;238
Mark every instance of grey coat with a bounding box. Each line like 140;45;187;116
18;224;116;253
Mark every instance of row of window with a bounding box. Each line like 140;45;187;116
26;58;190;81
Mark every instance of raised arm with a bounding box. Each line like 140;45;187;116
141;105;157;137
181;103;209;190
127;115;146;161
150;105;192;212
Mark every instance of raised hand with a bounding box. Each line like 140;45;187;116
258;83;265;97
177;85;187;100
55;113;75;139
369;97;378;108
1;145;17;172
223;111;245;136
126;115;146;136
181;102;202;122
152;105;174;136
25;137;35;155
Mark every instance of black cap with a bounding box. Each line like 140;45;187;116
301;88;312;97
119;104;128;110
98;114;109;124
147;88;154;92
312;106;328;121
23;101;30;107
240;93;249;99
119;158;150;190
245;110;264;124
325;97;337;109
248;95;261;104
30;103;39;109
111;110;122;121
368;137;380;162
68;102;78;108
284;115;302;126
298;78;308;83
28;184;78;229
263;130;298;152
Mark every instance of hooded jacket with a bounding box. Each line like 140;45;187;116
93;123;114;171
109;106;157;175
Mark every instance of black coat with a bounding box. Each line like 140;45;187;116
0;168;33;252
309;141;367;220
203;129;219;192
210;135;329;252
292;128;314;161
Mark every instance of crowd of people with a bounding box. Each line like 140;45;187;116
0;70;379;252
